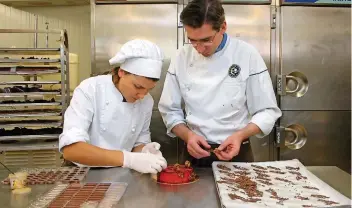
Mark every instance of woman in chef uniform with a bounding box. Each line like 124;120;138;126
158;0;282;167
59;39;167;174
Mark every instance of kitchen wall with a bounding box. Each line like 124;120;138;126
0;3;36;48
0;3;91;83
19;5;91;82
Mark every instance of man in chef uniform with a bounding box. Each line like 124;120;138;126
59;39;167;173
158;0;282;167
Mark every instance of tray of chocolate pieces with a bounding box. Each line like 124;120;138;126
1;167;89;185
28;182;127;208
212;159;350;208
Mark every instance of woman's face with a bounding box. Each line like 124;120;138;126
115;69;157;103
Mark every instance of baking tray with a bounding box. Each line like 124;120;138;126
0;111;61;118
0;70;60;75
212;159;351;208
28;182;128;208
0;81;60;85
0;66;61;75
0;92;61;97
2;167;89;185
0;102;61;107
0;48;60;55
0;134;60;141
0;121;62;128
0;140;58;151
0;58;60;63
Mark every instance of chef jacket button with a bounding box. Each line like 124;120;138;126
190;63;193;67
189;112;192;115
106;101;109;105
132;128;136;132
102;128;106;131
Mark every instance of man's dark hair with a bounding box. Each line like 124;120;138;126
180;0;225;31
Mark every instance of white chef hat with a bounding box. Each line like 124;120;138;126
109;39;164;79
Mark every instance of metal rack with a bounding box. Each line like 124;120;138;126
0;29;69;152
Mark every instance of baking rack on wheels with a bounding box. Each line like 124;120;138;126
0;29;69;168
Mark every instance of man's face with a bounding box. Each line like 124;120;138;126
185;22;226;57
116;70;157;103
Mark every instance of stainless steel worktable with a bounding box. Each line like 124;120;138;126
0;166;351;208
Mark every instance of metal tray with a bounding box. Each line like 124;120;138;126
0;69;60;75
212;159;351;208
0;81;60;85
0;102;61;107
0;134;60;141
0;92;60;97
0;58;61;63
0;140;58;151
0;121;62;128
0;112;61;118
0;48;60;55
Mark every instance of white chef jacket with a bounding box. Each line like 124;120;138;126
59;74;153;154
158;36;282;144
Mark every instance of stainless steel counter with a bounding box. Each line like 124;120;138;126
0;166;350;208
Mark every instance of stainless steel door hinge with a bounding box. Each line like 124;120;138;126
271;7;277;29
275;126;285;148
275;124;308;150
276;74;286;96
276;72;309;97
271;13;276;29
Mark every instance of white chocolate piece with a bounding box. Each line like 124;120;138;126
9;172;28;189
151;173;157;181
12;187;31;194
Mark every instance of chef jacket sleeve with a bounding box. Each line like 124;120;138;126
134;97;153;147
247;48;282;138
158;58;186;138
59;79;94;152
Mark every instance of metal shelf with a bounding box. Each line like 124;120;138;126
0;48;60;55
0;102;61;107
0;134;60;141
0;58;61;63
0;29;69;152
0;92;60;97
0;121;62;128
0;141;58;151
0;111;61;118
0;69;60;75
0;81;60;85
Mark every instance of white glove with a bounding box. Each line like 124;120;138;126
142;142;163;156
122;150;167;174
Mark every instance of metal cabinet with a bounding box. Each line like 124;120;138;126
275;6;351;173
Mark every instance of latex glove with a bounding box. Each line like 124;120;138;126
142;142;163;156
122;150;167;174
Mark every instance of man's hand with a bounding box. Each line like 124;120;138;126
142;142;163;157
214;134;244;161
186;132;211;159
215;123;260;161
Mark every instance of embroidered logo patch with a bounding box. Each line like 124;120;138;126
228;64;241;78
